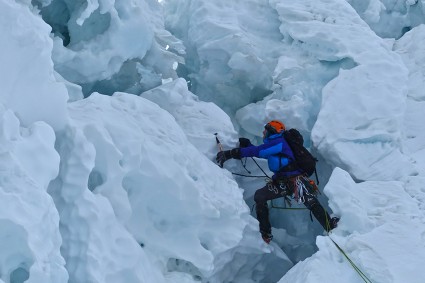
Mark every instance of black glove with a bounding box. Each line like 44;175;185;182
239;137;252;148
216;148;241;167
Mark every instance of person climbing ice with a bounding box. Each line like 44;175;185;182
216;120;339;243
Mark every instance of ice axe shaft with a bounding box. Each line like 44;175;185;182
214;133;223;152
214;133;224;168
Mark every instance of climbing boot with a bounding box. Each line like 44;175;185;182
261;232;273;244
330;217;340;230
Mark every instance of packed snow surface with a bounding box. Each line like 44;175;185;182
0;0;425;283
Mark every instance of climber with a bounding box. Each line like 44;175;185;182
216;120;339;244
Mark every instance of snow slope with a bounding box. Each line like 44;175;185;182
0;0;425;282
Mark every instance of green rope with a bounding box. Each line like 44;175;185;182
270;199;308;210
271;205;308;210
274;201;373;282
265;178;373;282
324;212;373;283
327;236;373;283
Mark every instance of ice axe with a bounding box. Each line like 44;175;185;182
214;133;224;167
214;133;223;151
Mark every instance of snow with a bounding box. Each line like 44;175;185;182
347;0;425;39
140;78;239;156
280;168;425;283
56;92;291;283
33;0;184;96
395;25;425;176
0;107;66;283
1;0;425;282
0;0;69;130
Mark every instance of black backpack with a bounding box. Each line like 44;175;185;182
282;129;317;177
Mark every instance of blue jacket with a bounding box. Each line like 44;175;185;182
240;133;302;179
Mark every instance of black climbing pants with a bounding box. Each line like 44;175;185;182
254;175;333;235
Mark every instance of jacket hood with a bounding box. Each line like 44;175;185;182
263;133;283;143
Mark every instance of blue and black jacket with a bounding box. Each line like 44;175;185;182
240;133;302;179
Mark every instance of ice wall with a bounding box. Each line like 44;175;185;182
346;0;425;39
0;3;68;282
0;0;68;130
33;0;185;96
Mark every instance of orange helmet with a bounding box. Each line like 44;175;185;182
264;120;286;135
